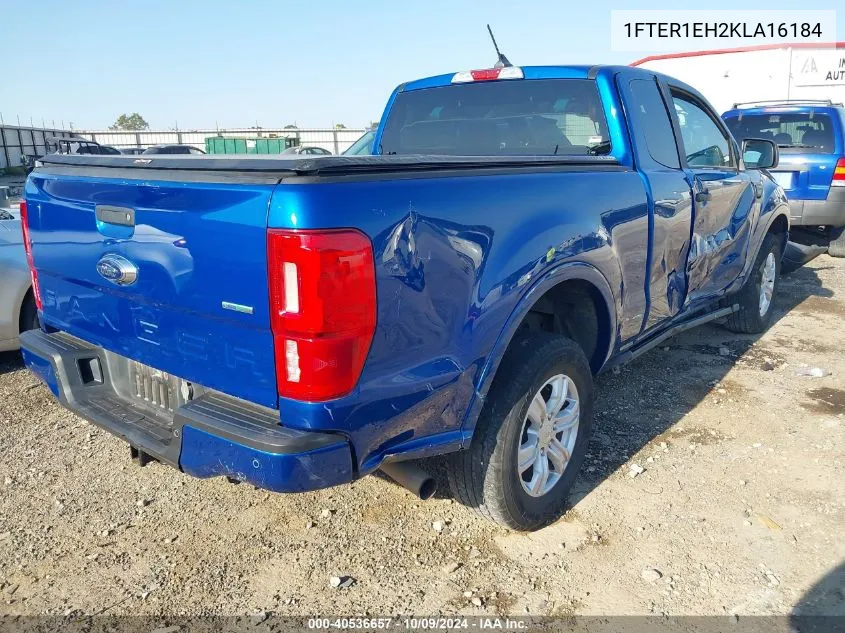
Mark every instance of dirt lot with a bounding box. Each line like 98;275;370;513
0;255;843;620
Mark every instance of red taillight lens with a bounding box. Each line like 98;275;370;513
19;200;42;311
471;68;502;81
267;229;376;401
451;67;524;83
833;158;845;187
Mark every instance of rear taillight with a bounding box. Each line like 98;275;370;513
19;200;42;311
833;158;845;187
267;229;376;401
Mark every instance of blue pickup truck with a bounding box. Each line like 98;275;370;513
20;64;789;530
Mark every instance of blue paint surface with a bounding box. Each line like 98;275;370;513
22;65;790;491
723;103;845;202
179;425;354;493
21;347;60;398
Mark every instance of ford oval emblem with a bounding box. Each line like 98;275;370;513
96;254;138;286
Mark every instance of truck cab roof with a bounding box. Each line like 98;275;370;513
400;64;687;92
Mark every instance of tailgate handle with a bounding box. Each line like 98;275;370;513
96;205;135;227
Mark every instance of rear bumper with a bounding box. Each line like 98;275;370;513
789;187;845;227
19;329;354;493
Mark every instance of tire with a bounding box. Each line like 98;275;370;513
19;293;39;334
723;233;782;334
446;332;593;531
829;227;845;258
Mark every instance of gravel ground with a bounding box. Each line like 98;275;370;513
0;255;843;619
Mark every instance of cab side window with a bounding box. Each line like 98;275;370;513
671;93;734;169
629;79;680;169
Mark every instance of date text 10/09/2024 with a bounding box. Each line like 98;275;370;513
307;618;528;630
623;22;823;38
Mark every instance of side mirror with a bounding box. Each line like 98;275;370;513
742;138;779;170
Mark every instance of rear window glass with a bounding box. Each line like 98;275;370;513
724;111;836;154
380;79;610;156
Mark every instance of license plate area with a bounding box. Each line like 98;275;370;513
128;360;189;419
772;171;795;189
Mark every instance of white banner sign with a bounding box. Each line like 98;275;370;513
793;50;845;86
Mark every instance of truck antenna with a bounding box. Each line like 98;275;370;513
487;24;512;68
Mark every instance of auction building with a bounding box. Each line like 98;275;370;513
631;42;845;114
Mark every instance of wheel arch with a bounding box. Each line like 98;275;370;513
460;261;617;443
18;286;35;334
751;206;790;269
767;211;789;247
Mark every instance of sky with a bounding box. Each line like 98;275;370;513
2;0;844;131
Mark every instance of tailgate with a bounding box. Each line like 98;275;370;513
772;153;839;201
25;166;280;407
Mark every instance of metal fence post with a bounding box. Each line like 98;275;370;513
0;127;10;171
333;131;339;155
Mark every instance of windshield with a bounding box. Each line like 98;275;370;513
380;78;610;156
724;111;836;154
344;130;375;155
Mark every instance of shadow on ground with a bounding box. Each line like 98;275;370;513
0;350;23;376
791;560;845;632
567;263;833;507
424;262;834;508
1;260;835;521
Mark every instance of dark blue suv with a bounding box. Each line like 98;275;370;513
723;100;845;256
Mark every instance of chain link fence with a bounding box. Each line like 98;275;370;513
0;125;75;172
79;128;367;155
1;125;368;172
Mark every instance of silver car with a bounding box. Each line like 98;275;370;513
0;206;38;351
280;146;333;156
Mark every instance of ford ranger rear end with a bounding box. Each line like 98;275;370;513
21;65;790;530
19;163;361;490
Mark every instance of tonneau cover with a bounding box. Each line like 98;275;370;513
37;152;619;176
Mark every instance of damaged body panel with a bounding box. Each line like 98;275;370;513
21;65;789;496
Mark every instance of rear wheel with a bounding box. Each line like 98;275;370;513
446;332;593;531
723;233;781;334
19;292;39;334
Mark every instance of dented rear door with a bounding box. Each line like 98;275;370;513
669;88;756;305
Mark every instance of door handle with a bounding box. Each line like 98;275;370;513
695;190;711;203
